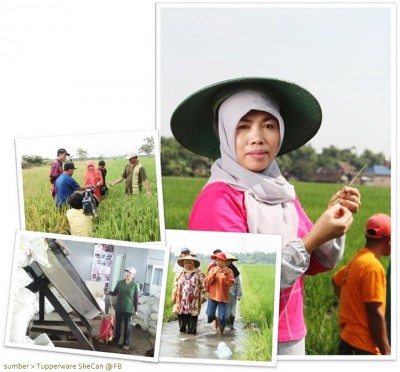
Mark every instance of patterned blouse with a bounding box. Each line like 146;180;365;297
172;269;206;316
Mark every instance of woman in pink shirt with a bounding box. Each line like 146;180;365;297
84;160;104;201
170;77;361;355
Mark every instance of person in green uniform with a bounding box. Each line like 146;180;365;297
107;266;139;350
109;152;152;197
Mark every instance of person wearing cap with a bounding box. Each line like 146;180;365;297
170;77;361;354
173;247;197;274
332;213;391;355
225;253;242;330
109;152;152;197
49;148;70;197
55;162;94;207
106;266;139;350
207;249;222;273
205;252;235;334
171;256;206;334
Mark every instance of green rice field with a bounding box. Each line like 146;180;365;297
162;176;391;355
21;157;161;242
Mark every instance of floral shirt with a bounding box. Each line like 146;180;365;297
172;269;206;316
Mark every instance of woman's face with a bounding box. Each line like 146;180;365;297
184;260;195;270
216;258;226;268
235;109;280;172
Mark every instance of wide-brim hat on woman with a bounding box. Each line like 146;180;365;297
170;77;322;159
225;252;238;261
177;256;200;268
210;252;227;261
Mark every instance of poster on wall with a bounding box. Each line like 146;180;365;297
91;244;114;289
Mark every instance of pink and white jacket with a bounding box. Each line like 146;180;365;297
189;182;343;342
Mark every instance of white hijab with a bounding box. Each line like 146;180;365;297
207;90;298;242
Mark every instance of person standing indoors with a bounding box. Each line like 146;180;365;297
206;252;234;334
55;162;93;207
83;160;104;201
109;152;152;197
49;148;70;197
332;213;391;355
106;267;139;350
225;253;242;330
171;256;206;334
170;77;361;354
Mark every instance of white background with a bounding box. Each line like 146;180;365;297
0;1;398;371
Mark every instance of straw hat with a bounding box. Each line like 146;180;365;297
225;252;238;261
177;256;200;269
170;77;322;159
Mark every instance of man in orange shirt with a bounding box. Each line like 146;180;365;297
332;213;391;355
206;252;234;334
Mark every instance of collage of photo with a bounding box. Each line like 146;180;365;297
9;127;282;366
2;2;395;371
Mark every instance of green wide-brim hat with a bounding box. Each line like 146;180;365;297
170;77;322;159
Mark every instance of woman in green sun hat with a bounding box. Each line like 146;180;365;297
170;77;362;355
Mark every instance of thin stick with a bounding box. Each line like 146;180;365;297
347;163;368;187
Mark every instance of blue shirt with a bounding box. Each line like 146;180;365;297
55;173;80;206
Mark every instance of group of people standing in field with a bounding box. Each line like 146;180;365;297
49;148;108;205
48;148;152;237
171;247;242;335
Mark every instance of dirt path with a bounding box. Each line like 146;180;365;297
159;302;246;362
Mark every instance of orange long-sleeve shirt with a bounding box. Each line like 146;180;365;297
206;266;234;303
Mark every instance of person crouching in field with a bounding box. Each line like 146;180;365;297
332;213;391;355
205;252;234;334
66;192;93;237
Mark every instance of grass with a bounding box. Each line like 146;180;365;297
237;264;275;361
162;176;391;355
22;157;161;242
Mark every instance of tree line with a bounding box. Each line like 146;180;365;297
170;251;277;265
21;137;155;169
161;136;388;181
